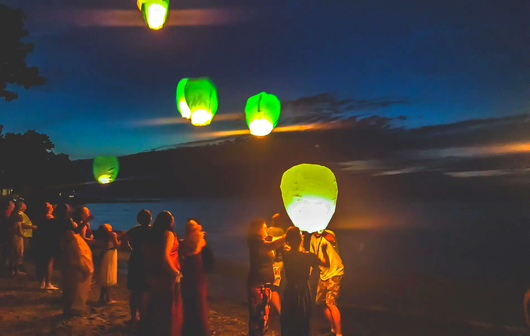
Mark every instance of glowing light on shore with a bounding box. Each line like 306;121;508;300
280;164;338;233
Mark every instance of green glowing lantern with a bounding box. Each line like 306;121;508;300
176;77;218;126
93;156;120;185
245;92;281;136
137;0;169;30
280;164;338;233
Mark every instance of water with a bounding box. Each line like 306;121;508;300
86;198;530;326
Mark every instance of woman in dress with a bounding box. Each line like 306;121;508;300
122;209;151;322
72;207;93;242
246;218;286;336
180;219;208;336
98;224;120;305
142;211;183;336
281;226;329;336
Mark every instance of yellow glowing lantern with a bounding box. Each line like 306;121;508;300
137;0;169;30
280;164;338;233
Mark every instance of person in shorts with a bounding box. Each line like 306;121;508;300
310;229;344;336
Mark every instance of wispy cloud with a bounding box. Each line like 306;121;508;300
126;112;244;128
414;143;530;159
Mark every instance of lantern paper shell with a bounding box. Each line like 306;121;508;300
93;156;120;185
176;77;218;126
245;92;281;136
138;0;169;30
280;164;338;233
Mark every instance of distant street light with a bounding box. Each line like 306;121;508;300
245;92;281;137
137;0;169;30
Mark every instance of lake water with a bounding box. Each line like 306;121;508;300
86;198;530;327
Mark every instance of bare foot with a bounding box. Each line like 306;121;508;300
106;300;117;305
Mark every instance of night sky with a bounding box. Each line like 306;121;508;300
1;0;528;159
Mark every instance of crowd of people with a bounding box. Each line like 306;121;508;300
0;199;344;336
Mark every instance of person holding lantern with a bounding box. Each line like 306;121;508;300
310;229;344;336
246;218;286;336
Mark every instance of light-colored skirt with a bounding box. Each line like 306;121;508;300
99;249;118;286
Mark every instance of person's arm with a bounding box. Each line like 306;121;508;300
317;243;330;268
81;225;93;241
14;221;24;237
162;231;180;279
259;235;286;254
110;231;121;249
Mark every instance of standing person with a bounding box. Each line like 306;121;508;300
0;200;15;270
98;224;120;305
281;226;329;336
8;205;25;276
180;219;209;336
246;218;286;336
72;207;94;242
122;209;151;323
15;201;37;268
142;211;183;336
56;203;93;316
310;229;344;336
36;202;59;290
268;213;286;315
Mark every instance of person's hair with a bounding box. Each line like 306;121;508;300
152;211;174;234
53;203;70;219
185;218;199;237
285;226;302;252
247;218;266;247
137;209;151;226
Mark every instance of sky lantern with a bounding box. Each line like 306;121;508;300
137;0;169;30
245;92;281;136
176;77;218;126
280;164;338;233
93;156;120;185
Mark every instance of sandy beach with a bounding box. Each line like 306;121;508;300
1;252;530;336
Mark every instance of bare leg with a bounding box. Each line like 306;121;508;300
99;287;107;305
106;287;116;304
271;290;281;315
328;304;342;335
323;305;335;332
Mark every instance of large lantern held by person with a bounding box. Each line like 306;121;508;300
245;92;281;136
93;156;120;185
280;164;338;233
137;0;169;30
176;77;218;126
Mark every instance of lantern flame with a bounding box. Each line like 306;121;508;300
285;196;336;233
191;109;213;126
98;176;111;184
249;118;274;136
145;3;167;30
179;101;191;119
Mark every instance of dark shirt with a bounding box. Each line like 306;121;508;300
282;249;320;285
247;235;275;286
127;225;150;256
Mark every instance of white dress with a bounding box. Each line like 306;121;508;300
99;241;118;286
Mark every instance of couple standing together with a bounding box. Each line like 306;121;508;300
247;217;344;336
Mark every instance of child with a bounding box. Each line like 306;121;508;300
98;224;120;305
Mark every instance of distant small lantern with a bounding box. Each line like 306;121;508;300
93;156;120;185
280;164;338;233
245;92;281;137
176;77;218;126
137;0;169;30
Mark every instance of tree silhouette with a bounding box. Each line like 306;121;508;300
0;4;46;102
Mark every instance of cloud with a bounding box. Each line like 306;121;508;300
126;112;244;128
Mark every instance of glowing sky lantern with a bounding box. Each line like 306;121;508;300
245;92;281;136
93;156;120;185
176;77;218;126
280;164;338;233
137;0;169;30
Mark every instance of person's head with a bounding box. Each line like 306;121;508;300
53;203;70;219
152;211;174;233
247;218;268;241
72;206;91;223
137;209;152;227
285;226;303;252
185;219;206;251
16;201;27;213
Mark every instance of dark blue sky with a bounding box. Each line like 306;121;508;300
1;0;528;159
